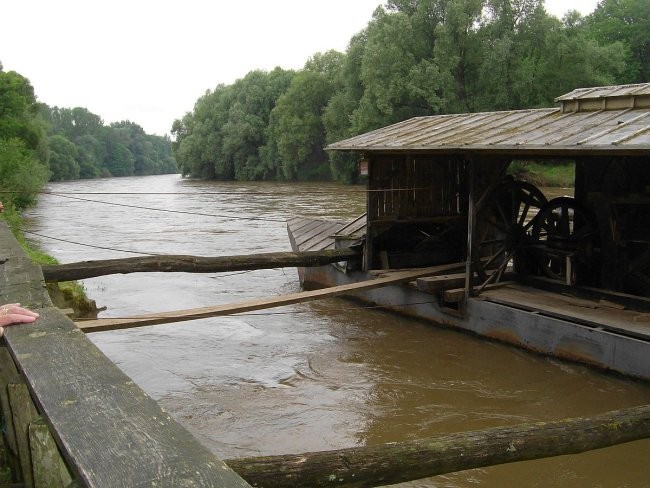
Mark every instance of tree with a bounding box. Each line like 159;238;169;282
267;71;333;180
351;6;440;133
173;69;294;181
586;0;650;82
48;135;80;181
0;138;49;208
0;68;46;157
432;0;484;113
0;66;48;208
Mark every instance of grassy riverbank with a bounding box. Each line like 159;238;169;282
2;208;99;318
508;161;575;188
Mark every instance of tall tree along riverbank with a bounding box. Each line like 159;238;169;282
173;0;648;184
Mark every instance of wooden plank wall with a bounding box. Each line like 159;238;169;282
368;156;465;222
0;221;251;487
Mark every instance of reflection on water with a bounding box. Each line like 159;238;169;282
25;175;650;487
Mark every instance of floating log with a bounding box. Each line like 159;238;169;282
42;248;361;282
76;262;464;333
225;404;650;488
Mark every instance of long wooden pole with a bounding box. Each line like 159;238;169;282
75;262;465;333
42;249;360;282
225;404;650;488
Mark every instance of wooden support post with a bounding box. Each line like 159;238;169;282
8;383;39;488
29;418;73;488
225;404;650;488
464;158;475;308
0;348;22;469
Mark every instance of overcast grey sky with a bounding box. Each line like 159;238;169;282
1;0;599;136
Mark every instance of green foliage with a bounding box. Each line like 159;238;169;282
586;0;650;82
508;161;576;187
0;139;49;208
267;70;335;180
38;105;178;180
174;69;295;180
173;0;646;185
48;134;80;180
0;66;50;208
0;70;46;152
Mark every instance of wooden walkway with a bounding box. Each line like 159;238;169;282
481;284;650;341
287;214;366;252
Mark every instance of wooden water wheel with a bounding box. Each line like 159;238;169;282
530;197;600;285
474;179;548;287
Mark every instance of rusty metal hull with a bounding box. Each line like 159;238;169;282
298;263;650;382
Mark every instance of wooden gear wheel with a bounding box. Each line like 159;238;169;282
530;197;599;285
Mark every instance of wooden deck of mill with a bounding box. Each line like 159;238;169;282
287;216;650;379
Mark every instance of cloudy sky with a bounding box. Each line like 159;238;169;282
2;0;599;136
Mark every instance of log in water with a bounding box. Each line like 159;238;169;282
42;249;360;282
227;404;650;487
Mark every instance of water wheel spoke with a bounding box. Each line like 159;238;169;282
518;201;531;226
494;201;511;227
559;205;571;237
479;237;507;248
482;244;509;269
531;197;599;284
476;179;548;289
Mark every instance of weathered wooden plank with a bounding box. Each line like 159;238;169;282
333;213;367;238
0;347;22;458
286;217;317;234
480;284;650;340
9;383;39;488
0;221;252;487
294;222;342;248
416;273;466;294
445;282;513;303
29;418;73;488
41;249;359;282
291;220;326;243
300;222;345;251
76;262;466;333
225;404;650;488
5;308;252;488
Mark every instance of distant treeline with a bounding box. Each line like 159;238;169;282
173;0;649;184
0;63;176;210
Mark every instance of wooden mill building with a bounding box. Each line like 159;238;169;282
288;82;650;380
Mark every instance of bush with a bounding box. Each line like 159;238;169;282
508;161;575;188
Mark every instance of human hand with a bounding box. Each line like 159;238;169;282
0;303;40;336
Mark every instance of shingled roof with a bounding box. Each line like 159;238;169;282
327;83;650;156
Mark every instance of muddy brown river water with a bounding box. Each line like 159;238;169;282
24;174;650;487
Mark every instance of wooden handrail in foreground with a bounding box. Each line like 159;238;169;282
0;221;251;487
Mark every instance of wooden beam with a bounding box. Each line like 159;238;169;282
225;404;650;488
41;249;360;282
416;273;467;293
76;262;465;333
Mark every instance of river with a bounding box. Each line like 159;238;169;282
24;174;650;487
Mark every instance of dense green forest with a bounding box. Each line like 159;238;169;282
0;62;177;211
173;0;649;183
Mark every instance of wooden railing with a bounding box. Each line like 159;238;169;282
0;221;251;487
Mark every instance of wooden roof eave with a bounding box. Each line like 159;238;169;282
325;144;650;158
